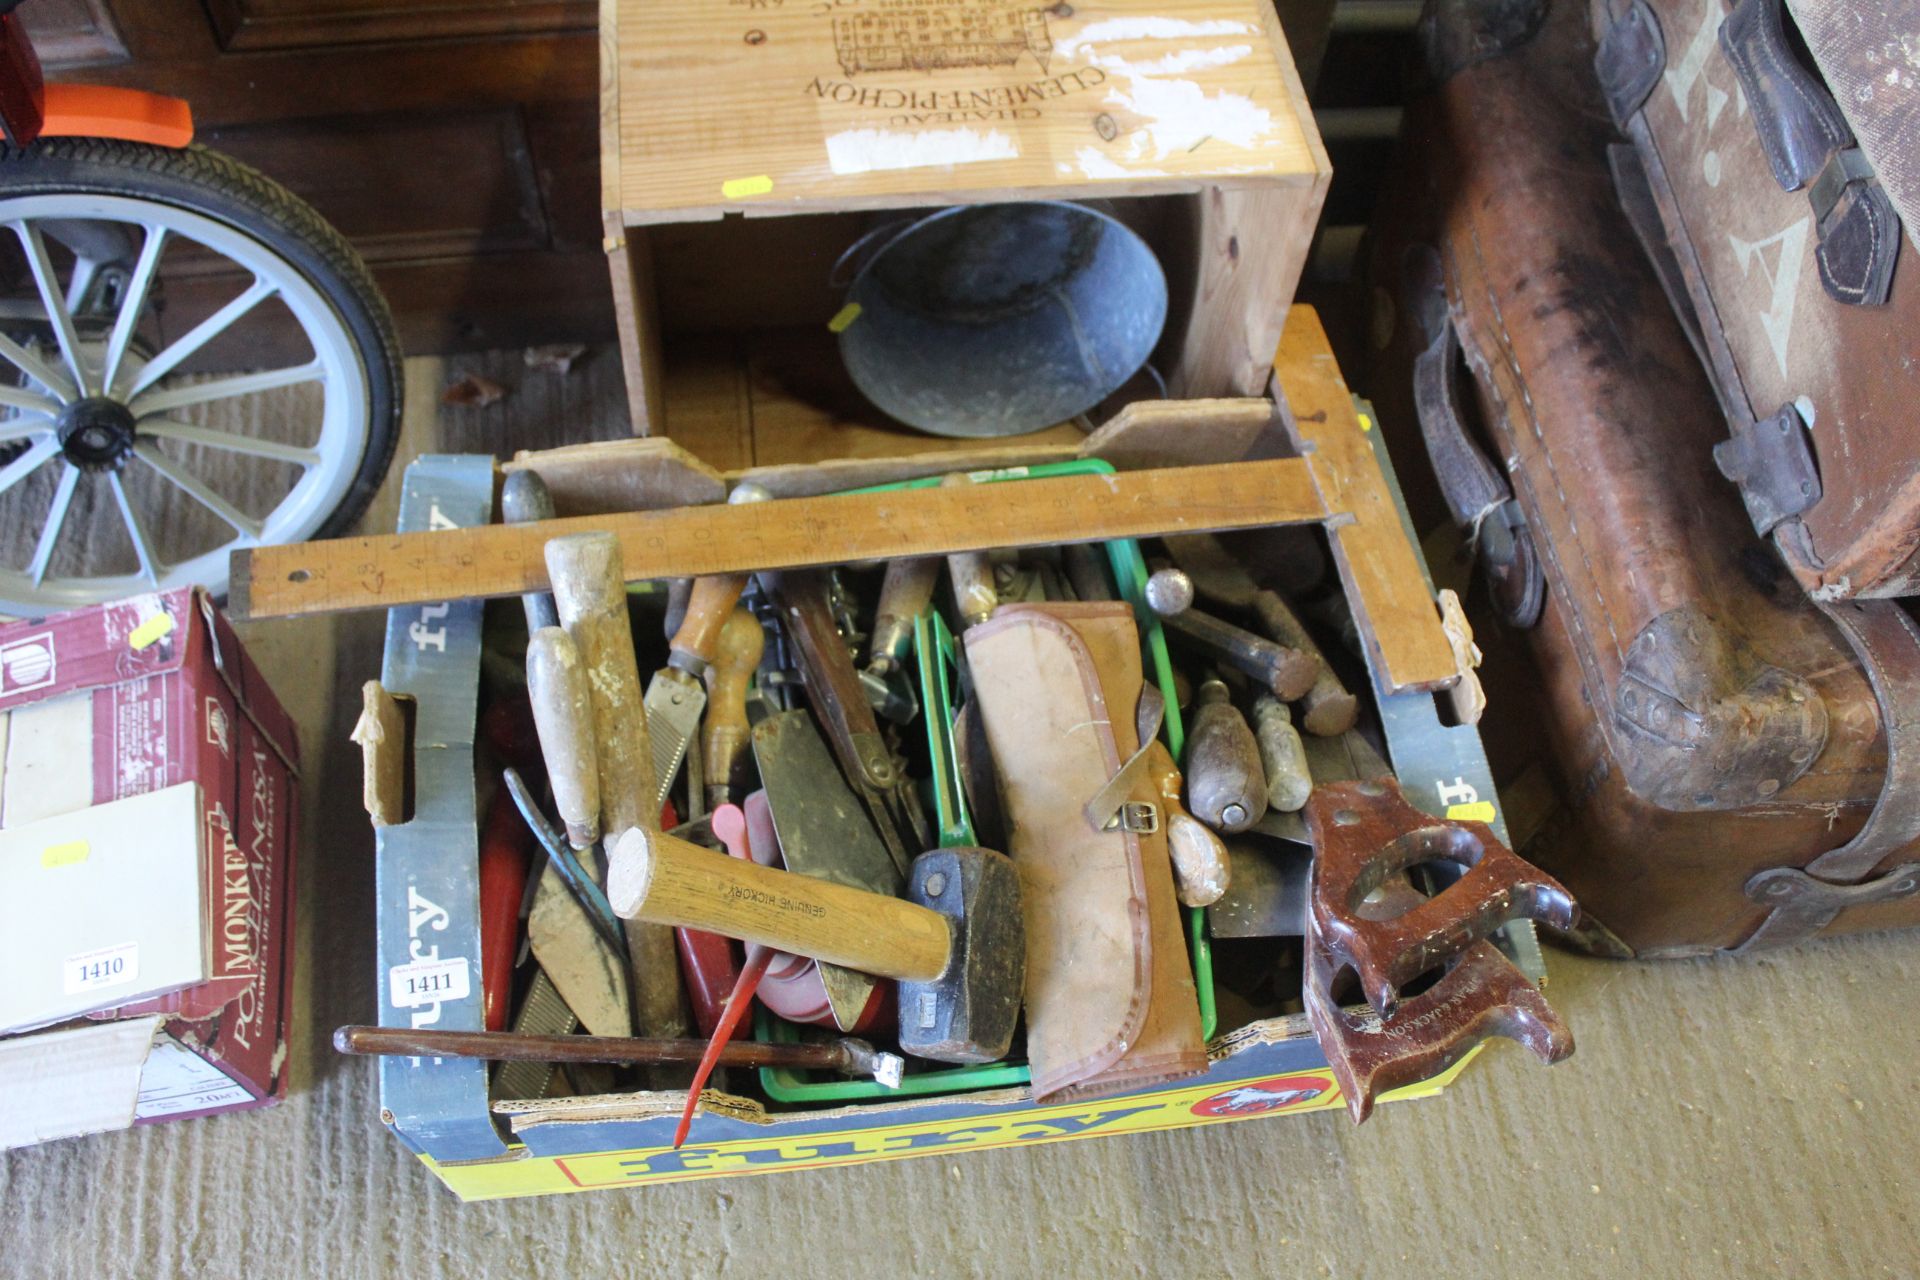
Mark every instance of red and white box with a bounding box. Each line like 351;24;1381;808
0;589;298;1149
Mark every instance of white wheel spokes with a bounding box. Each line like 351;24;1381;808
0;417;51;443
27;463;78;586
131;360;323;416
133;440;264;541
0;381;59;416
125;276;277;398
0;436;59;496
10;221;93;397
101;225;168;399
138;418;322;468
0;330;76;402
106;472;161;587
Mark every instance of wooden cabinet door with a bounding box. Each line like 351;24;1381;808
20;0;611;354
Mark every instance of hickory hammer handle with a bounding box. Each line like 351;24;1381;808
608;827;951;983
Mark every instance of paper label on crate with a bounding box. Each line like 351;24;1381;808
63;942;139;995
135;1039;255;1119
387;956;471;1010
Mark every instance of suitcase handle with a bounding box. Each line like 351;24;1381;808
1717;0;1852;191
1718;0;1900;305
1404;245;1545;628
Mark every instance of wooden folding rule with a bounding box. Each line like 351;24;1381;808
229;314;1458;695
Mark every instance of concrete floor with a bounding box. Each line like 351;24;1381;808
3;350;1916;1278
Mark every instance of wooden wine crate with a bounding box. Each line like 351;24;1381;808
599;0;1330;452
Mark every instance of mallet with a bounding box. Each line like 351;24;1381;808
608;826;1023;1063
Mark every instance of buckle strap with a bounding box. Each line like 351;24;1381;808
1083;685;1166;833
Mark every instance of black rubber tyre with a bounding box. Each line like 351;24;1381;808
0;137;402;539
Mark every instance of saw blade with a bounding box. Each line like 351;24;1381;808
644;669;706;818
752;709;903;1030
491;968;577;1101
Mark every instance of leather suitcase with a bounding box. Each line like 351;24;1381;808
1361;0;1920;955
1590;0;1920;599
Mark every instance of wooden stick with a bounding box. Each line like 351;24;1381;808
332;1024;891;1077
607;827;951;983
229;459;1329;620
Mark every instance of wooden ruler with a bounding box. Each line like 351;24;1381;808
230;458;1331;620
1277;308;1460;693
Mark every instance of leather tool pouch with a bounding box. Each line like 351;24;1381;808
966;602;1206;1102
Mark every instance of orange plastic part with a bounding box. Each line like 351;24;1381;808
40;83;192;148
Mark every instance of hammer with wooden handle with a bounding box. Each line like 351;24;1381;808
608;826;1022;1063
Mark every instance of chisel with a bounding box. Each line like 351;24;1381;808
505;470;631;1043
859;557;937;724
702;607;764;811
545;531;688;1043
641;485;772;816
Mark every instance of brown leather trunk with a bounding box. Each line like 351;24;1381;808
1590;0;1920;599
1362;0;1920;956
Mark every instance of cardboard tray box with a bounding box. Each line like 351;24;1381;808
0;589;299;1149
367;312;1544;1200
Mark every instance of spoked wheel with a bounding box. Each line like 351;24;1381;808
0;138;401;617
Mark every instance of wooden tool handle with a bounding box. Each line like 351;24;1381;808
1147;741;1230;907
1250;590;1358;736
1163;607;1318;701
1251;694;1313;812
608;827;950;983
1061;542;1114;602
526;626;602;848
948;552;997;628
1186;680;1270;834
763;570;893;793
939;473;998;628
868;557;939;672
545;532;656;833
670;573;751;671
702;607;765;808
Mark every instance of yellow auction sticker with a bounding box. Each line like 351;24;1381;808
1446;800;1497;823
827;302;862;333
721;175;774;199
128;612;175;650
40;840;89;869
